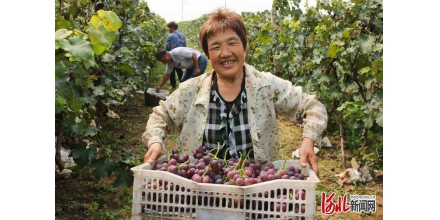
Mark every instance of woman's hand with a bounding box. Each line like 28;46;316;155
144;143;162;164
299;138;319;176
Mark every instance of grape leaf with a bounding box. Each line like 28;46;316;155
359;67;371;75
121;152;135;164
113;167;133;188
55;76;74;99
96;10;123;31
363;114;373;129
91;158;116;179
59;36;96;68
327;42;338;58
69;98;83;112
72;143;97;167
55;29;73;41
78;0;87;6
372;43;383;52
55;94;67;114
55;14;74;30
87;24;117;55
93;85;105;96
343;28;351;38
82;126;98;136
359;35;376;54
257;33;273;44
375;109;383;127
55;58;68;77
79;96;97;105
312;55;324;64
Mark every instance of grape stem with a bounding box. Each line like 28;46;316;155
202;165;210;178
277;160;287;173
245;149;253;160
238;158;247;177
177;160;190;170
223;147;230;166
214;142;221;159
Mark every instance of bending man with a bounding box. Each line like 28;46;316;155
155;47;208;93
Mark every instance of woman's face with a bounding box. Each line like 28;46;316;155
207;29;247;80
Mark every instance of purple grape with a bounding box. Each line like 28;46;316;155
211;160;219;168
196;153;203;159
244;178;252;186
168;165;178;174
196;162;205;170
236;177;245;186
244;169;253;177
182;164;189;171
169;158;177;166
267;168;276;175
249;177;256;184
227;170;236;179
254;162;262;170
279;170;287;176
197;169;204;176
173;153;179;160
254;169;261;176
203;156;211;165
202;175;211;183
180;170;187;177
192;174;201;183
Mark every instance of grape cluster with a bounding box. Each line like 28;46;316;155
153;145;309;185
141;146;311;219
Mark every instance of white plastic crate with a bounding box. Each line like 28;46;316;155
131;156;320;220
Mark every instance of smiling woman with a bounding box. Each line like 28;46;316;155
206;29;246;88
142;8;328;176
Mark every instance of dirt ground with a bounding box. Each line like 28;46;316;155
55;92;383;219
277;119;383;220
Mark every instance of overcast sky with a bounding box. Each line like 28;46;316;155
144;0;316;22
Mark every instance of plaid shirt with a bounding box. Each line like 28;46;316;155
202;72;253;159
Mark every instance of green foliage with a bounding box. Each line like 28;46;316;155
179;14;210;49
245;0;383;168
55;0;168;188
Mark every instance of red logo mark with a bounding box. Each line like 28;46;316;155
321;192;350;215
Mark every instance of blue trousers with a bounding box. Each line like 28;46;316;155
181;55;208;82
